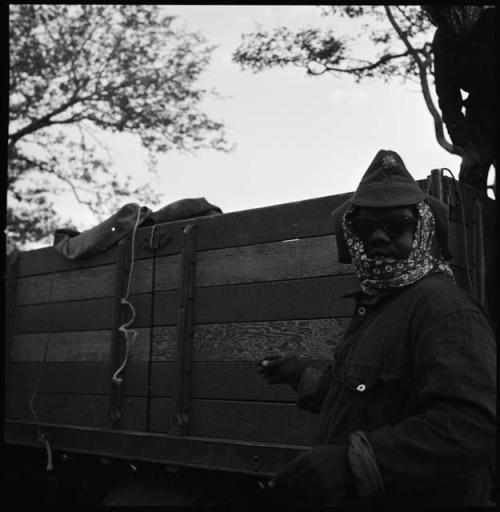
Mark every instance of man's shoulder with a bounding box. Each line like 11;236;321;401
407;273;487;318
389;274;494;338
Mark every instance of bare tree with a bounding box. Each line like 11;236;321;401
9;4;231;249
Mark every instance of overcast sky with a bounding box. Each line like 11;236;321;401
58;5;462;229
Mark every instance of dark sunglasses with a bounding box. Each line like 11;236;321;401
348;215;417;239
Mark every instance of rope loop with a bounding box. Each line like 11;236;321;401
112;204;142;386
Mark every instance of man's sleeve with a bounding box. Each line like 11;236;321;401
296;365;333;414
348;308;496;496
433;33;472;149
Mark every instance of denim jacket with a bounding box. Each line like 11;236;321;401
297;273;496;507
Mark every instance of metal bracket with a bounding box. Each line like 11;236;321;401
170;224;196;435
252;451;264;472
139;226;172;250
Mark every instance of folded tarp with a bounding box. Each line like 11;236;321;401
53;198;222;260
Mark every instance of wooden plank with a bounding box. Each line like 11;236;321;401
150;361;331;402
17;245;119;277
5;421;309;476
4;392;147;431
152;318;349;362
154;275;357;326
16;260;152;305
16;228;158;277
153;193;352;257
9;329;150;363
13;294;152;334
149;398;318;446
155;235;352;291
5;362;149;397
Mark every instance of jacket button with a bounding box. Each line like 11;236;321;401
357;307;366;315
356;384;366;392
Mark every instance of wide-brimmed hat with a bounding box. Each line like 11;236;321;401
331;149;451;263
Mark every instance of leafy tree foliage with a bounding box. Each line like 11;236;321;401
233;5;456;155
8;4;230;249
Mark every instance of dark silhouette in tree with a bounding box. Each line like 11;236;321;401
233;6;459;155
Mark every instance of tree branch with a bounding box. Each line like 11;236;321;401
8;96;81;149
13;153;102;214
321;50;410;75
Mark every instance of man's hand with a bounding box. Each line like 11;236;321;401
459;145;482;184
257;355;306;391
268;445;356;507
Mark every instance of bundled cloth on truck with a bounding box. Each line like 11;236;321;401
53;198;222;260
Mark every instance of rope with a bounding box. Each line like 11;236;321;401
440;168;474;293
111;204;142;385
40;433;54;472
28;251;61;472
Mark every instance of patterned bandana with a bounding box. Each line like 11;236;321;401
343;201;454;296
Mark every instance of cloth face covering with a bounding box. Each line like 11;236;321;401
343;201;454;296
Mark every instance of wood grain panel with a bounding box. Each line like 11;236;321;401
149;398;318;445
6;362;149;396
152;318;349;362
5;392;147;431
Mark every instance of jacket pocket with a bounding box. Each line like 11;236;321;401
338;364;413;430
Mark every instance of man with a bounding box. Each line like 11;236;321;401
423;5;496;195
258;149;496;507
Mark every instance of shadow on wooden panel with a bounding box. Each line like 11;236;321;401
5;392;147;431
149;397;318;446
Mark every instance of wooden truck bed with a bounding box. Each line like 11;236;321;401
4;176;496;477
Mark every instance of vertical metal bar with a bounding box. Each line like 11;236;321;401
471;199;486;305
108;238;130;427
171;224;196;435
428;168;444;202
